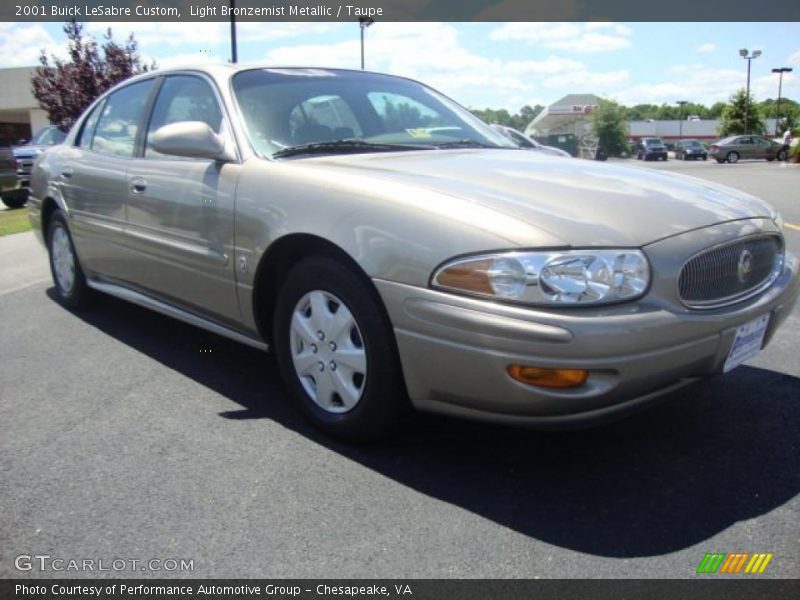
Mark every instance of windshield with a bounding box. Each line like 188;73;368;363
31;126;66;145
644;138;663;146
683;140;703;147
232;68;516;158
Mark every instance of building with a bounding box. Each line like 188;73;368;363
526;93;600;139
0;67;50;143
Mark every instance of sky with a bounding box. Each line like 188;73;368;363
1;21;799;112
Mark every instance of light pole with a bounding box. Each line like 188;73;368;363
771;67;793;135
229;0;238;63
359;17;374;70
739;48;761;134
676;100;688;139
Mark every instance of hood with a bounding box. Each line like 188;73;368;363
298;149;773;247
13;144;50;158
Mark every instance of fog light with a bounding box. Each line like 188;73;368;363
507;365;589;388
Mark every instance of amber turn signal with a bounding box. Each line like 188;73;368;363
507;365;589;388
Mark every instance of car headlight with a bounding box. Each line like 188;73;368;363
431;250;650;305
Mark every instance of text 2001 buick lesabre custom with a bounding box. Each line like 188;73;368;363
29;66;799;440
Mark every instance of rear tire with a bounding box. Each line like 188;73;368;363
726;151;739;163
776;150;787;161
47;209;92;309
716;158;725;164
273;256;411;441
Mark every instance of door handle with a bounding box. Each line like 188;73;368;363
60;167;74;179
129;177;147;194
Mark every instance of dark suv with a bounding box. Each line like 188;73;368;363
635;137;668;161
13;126;66;201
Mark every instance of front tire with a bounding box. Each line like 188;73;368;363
273;256;411;441
776;150;787;161
47;209;91;309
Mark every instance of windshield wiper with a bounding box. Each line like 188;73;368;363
432;139;497;149
273;139;434;158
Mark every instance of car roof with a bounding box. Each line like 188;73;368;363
122;64;413;88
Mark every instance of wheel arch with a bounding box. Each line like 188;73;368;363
252;233;386;345
40;196;61;237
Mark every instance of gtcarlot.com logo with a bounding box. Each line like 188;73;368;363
14;554;194;573
696;552;773;574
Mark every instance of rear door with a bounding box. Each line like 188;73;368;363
737;136;755;159
62;79;156;277
122;73;242;325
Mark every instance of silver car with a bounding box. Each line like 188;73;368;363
29;66;799;440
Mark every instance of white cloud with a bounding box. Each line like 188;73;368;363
0;23;66;67
489;22;632;53
85;22;341;49
612;66;800;106
789;50;800;65
695;42;716;53
543;69;630;89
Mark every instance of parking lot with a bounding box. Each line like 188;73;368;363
1;159;798;579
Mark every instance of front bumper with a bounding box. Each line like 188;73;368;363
374;244;799;428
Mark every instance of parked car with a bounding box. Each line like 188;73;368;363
709;135;787;163
29;66;799;440
14;125;66;196
490;124;572;157
635;137;668;161
674;139;708;161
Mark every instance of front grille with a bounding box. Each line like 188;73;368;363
678;235;783;308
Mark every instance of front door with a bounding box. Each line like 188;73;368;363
122;74;242;326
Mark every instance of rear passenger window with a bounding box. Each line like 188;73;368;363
92;80;154;157
78;100;105;149
145;75;223;158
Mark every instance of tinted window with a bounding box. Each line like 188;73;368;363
145;75;223;158
92;80;154;157
78;100;105;149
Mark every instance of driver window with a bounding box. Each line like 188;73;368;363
145;75;223;158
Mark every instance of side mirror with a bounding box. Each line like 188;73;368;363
149;121;235;161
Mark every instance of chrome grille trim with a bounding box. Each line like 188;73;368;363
678;234;784;310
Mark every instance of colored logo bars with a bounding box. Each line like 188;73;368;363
696;552;774;574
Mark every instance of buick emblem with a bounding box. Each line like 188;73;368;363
737;249;753;283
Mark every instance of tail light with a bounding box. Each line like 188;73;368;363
709;145;719;152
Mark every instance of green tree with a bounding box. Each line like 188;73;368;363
470;105;543;132
718;89;765;136
591;99;628;156
31;21;153;130
708;102;727;118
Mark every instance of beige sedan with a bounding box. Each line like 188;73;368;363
29;66;799;440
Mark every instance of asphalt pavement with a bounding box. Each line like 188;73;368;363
1;160;798;579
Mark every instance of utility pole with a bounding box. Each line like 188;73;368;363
771;67;793;135
230;0;238;63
